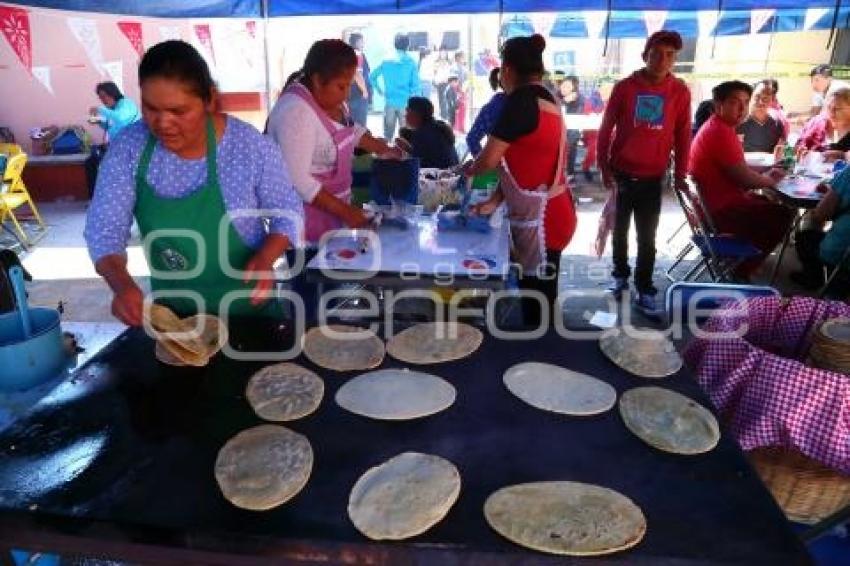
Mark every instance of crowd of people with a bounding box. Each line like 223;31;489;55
81;28;848;328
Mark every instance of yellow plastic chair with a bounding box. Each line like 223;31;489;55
0;143;23;156
0;153;47;247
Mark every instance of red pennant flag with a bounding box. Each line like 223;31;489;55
246;21;256;39
194;24;215;65
0;6;31;72
117;21;143;58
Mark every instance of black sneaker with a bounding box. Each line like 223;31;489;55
583;170;595;182
633;292;662;319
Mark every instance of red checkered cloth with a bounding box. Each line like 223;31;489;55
684;296;850;474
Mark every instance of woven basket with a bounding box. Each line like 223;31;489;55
749;447;850;524
809;317;850;376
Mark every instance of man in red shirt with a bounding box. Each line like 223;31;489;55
597;30;691;314
689;81;795;277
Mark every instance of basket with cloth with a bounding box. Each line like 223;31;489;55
684;296;850;523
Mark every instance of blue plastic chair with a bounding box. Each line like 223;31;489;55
669;178;762;283
664;280;780;327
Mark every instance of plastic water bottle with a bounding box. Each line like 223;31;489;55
783;144;796;171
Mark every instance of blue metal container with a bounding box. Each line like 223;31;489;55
0;306;64;391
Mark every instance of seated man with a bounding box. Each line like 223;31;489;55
689;80;796;277
397;96;459;169
793;168;850;295
736;80;785;154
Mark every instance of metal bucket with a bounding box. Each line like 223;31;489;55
0;306;65;391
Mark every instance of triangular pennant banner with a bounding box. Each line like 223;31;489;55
698;11;720;37
643;11;668;36
32;66;53;94
246;20;256;39
101;61;123;93
194;24;216;65
0;6;32;72
117;21;143;58
804;8;831;31
750;9;775;34
530;13;556;36
584;11;608;39
67;17;104;75
159;26;181;41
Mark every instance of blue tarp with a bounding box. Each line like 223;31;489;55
7;0;850;18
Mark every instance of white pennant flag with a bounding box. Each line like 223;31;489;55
697;11;720;37
750;9;775;34
584;11;608;39
67;17;105;75
32;66;53;95
643;11;668;36
100;61;123;93
804;8;830;31
159;26;181;41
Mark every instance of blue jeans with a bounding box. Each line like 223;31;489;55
383;106;404;140
349;98;369;127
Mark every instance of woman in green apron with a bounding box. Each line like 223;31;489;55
85;40;303;326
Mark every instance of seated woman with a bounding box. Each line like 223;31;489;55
396;96;458;169
736;80;785;154
796;87;850;159
689;80;796;278
793;167;850;294
463;34;577;325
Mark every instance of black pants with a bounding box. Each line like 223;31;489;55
566;130;581;175
611;175;663;295
519;249;561;328
84;143;107;198
795;229;827;280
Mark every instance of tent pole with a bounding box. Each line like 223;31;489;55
262;0;272;116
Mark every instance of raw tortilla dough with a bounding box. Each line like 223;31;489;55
335;368;456;420
599;327;682;378
246;362;324;421
302;325;385;371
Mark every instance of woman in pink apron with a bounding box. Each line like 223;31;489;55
267;39;401;246
464;34;578;327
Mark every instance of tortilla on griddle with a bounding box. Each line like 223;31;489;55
348;452;461;540
619;386;720;455
302;325;385;371
335;368;456;420
214;424;313;511
599;327;682;379
503;362;617;416
484;481;646;556
154;314;227;367
246;363;324;421
386;322;483;365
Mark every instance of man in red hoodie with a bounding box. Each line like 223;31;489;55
597;30;691;314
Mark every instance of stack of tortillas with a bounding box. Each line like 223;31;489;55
809;317;850;375
215;424;313;511
387;322;483;364
619;387;720;455
147;304;228;367
503;362;617;416
303;325;385;371
336;368;456;420
348;452;460;540
484;481;646;556
246;363;324;421
599;327;682;378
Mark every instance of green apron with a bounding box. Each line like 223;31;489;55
134;118;276;318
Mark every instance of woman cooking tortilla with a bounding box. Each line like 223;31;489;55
85;40;302;326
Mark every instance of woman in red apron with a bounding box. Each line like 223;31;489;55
464;34;578;327
267;39;401;247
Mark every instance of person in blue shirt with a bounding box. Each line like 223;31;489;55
793;167;850;296
397;97;458;169
370;33;420;141
89;81;140;143
466;67;505;157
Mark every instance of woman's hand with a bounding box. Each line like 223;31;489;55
243;250;277;306
469;194;503;216
111;283;144;326
344;205;371;229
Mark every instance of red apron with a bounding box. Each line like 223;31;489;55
497;99;568;274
